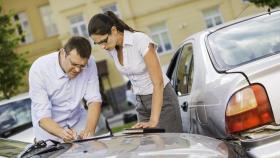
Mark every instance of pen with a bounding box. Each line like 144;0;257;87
64;125;71;130
64;125;80;140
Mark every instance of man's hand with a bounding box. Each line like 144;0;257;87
79;102;101;139
58;126;77;142
39;118;78;142
79;128;94;139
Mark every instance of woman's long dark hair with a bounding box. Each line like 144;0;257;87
88;11;135;36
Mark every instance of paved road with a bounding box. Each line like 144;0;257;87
107;109;137;128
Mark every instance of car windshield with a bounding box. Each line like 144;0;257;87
0;98;32;135
208;12;280;70
0;138;29;158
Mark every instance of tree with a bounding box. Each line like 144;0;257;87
0;6;30;99
249;0;280;9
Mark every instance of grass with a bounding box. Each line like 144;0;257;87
95;121;137;136
111;121;136;133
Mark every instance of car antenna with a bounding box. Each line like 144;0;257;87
105;118;114;137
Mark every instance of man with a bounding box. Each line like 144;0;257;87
29;36;102;142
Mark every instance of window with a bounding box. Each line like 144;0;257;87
69;14;88;37
203;7;223;28
102;3;121;17
14;12;33;44
149;22;172;54
174;44;194;95
40;5;58;37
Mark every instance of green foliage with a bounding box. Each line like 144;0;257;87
111;121;136;133
94;121;136;136
0;6;30;99
249;0;280;9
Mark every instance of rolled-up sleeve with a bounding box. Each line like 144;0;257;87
137;33;158;57
29;64;52;123
84;58;102;105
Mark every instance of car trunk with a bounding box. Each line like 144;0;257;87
228;54;280;125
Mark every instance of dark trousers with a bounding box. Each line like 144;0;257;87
136;83;183;132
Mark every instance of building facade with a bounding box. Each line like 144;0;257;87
2;0;266;109
2;0;62;92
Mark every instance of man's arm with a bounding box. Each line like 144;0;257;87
81;58;102;138
39;118;76;142
29;62;76;142
79;102;101;138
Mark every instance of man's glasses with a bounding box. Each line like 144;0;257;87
68;56;87;70
94;34;109;45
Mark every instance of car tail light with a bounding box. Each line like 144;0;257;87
225;84;274;133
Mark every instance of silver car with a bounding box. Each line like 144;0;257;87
167;9;280;158
51;133;244;158
2;115;246;158
11;131;246;158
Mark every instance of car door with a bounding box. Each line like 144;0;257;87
168;42;194;132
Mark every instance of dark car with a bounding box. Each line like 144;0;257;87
0;93;33;142
0;93;106;143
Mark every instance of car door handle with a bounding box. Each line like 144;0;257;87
181;101;188;112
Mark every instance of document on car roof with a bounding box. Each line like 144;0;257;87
72;132;112;143
123;128;165;134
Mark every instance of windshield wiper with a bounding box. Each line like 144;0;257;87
18;139;70;158
18;118;114;157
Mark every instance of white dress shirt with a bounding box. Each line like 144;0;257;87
29;52;102;141
108;30;170;95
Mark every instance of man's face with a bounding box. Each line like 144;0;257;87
63;49;88;79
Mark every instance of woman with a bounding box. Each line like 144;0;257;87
88;11;182;132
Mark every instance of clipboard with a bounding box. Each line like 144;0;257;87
123;128;165;134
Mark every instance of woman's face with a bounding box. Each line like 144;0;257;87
90;27;118;51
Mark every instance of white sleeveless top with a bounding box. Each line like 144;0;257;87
108;30;169;95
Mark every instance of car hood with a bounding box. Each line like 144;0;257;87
57;133;231;158
228;54;280;124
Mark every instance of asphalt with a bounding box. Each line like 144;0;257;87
107;109;137;128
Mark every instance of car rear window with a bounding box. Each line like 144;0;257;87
208;12;280;70
0;98;31;134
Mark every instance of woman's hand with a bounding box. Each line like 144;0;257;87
132;120;158;129
79;128;94;139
